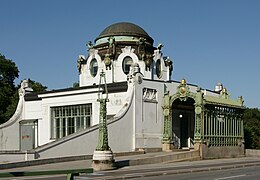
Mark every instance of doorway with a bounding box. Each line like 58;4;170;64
172;98;195;149
20;120;38;151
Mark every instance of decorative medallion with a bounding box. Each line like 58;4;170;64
180;86;186;94
177;79;190;101
195;106;202;114
104;54;111;70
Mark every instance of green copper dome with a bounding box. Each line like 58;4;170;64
95;22;154;44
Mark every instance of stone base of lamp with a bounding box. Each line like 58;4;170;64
92;150;115;171
162;143;173;152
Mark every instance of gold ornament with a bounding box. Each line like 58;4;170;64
181;79;186;85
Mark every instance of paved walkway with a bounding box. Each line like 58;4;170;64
0;151;182;172
1;152;260;179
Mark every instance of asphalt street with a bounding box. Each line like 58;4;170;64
130;166;260;180
74;157;260;180
1;156;260;180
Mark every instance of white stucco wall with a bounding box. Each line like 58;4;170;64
27;86;130;147
0;67;224;160
134;78;167;149
0;85;28;151
79;46;171;87
33;79;136;158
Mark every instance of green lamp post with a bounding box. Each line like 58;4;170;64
92;70;115;171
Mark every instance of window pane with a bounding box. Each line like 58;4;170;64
62;118;66;137
68;117;74;135
51;104;92;139
156;59;162;78
81;117;85;128
86;116;91;127
122;56;133;75
76;117;81;131
90;58;98;77
73;107;77;116
55;118;60;139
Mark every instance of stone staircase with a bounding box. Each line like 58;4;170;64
115;150;200;167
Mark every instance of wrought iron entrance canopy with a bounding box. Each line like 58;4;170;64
163;79;244;150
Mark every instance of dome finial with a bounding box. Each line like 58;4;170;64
181;78;186;85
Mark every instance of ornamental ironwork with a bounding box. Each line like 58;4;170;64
95;70;111;151
162;78;244;150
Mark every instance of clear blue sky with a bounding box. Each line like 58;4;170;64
0;0;259;108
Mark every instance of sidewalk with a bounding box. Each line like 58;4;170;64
78;156;260;179
0;151;197;172
1;151;260;179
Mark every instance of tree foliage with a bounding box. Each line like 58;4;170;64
0;54;19;124
0;53;47;124
73;82;79;89
0;54;19;87
28;79;47;93
243;108;260;149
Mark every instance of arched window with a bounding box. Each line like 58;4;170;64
90;58;98;77
155;59;162;78
122;56;133;75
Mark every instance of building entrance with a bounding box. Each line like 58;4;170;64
20;120;38;151
172;98;195;149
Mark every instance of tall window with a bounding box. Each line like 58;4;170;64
51;104;92;139
90;58;98;77
122;56;133;75
155;59;162;78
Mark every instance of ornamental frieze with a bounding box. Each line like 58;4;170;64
143;88;157;102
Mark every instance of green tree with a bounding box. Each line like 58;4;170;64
243;108;260;149
0;53;47;124
0;54;19;124
0;54;19;87
73;82;79;89
28;79;47;93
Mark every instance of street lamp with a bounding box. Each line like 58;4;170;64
92;70;115;171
